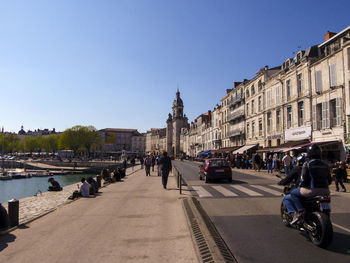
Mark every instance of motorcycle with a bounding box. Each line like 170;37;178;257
280;183;333;248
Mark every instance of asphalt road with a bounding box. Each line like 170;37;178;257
174;160;350;263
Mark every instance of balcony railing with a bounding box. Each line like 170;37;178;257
227;126;245;137
227;106;245;122
227;94;243;106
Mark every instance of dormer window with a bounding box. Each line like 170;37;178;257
251;85;255;95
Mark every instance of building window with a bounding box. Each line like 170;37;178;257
275;86;281;104
251;85;255;95
258;96;262;111
251;100;255;114
259;119;263;136
258;80;262;91
315;70;322;93
246;103;249;116
266;89;271;107
297;73;303;95
276;109;281;131
286;80;291;101
313;102;329;130
329;64;337;87
268;140;272;147
247;123;250;138
298;101;304;126
347;48;350;70
277;139;281;146
267;112;272;132
287;106;292;129
252;121;255;137
330;98;342;127
246;90;250;98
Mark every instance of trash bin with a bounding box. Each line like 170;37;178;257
0;203;10;231
8;199;19;227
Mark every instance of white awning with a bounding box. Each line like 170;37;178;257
232;144;257;154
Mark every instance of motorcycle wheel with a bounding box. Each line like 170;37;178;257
280;202;292;227
307;212;333;248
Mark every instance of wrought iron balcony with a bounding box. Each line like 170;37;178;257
227;94;243;106
227;106;245;122
227;126;245;137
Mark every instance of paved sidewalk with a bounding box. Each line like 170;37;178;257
0;166;197;263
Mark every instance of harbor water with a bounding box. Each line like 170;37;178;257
0;173;95;204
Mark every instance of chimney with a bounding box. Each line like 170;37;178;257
325;31;337;41
234;81;242;88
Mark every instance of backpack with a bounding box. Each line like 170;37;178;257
145;158;152;166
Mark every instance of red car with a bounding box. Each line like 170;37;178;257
199;158;232;183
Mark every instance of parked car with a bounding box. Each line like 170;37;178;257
199;158;232;183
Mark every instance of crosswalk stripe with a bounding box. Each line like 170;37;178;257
250;185;282;196
212;186;238;197
192;186;213;198
269;184;284;190
230;185;263;196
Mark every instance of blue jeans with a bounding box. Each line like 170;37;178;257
284;166;290;177
267;163;273;174
283;188;304;213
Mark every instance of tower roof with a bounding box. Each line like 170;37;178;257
173;89;183;108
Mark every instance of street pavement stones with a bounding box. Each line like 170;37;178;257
0;165;198;263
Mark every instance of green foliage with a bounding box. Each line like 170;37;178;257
0;134;20;153
58;125;101;155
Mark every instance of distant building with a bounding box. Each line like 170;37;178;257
17;126;57;137
166;90;189;157
99;128;145;156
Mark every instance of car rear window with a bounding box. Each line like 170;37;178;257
208;159;229;167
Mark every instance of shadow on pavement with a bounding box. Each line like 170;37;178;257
326;231;350;255
0;233;16;252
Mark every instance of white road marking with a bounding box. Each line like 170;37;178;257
230;185;263;196
192;186;213;198
250;185;282;196
269;184;284;190
333;223;350;233
211;186;238;197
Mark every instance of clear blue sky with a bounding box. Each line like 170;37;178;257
1;0;349;133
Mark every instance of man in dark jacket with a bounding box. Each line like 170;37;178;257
159;151;172;189
286;145;332;224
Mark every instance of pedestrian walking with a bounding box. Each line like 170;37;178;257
266;155;273;174
151;155;156;172
159;151;172;189
334;161;347;192
140;156;144;169
144;155;152;176
131;157;136;170
254;153;262;172
282;152;292;177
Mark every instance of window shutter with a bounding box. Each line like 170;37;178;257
336;98;342;126
322;102;326;129
325;101;330;128
312;105;317;130
329;64;336;87
315;71;322;93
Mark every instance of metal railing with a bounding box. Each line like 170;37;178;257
173;165;185;194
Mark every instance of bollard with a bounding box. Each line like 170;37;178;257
0;203;10;231
96;176;101;188
8;199;19;227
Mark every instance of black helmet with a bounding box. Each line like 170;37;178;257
307;144;321;159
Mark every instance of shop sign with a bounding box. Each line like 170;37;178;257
322;131;332;136
285;126;311;141
267;134;281;140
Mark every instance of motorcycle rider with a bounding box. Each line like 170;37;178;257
278;154;305;224
286;144;332;224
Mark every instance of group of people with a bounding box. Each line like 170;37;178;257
142;152;172;189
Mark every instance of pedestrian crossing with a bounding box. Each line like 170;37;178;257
191;184;284;198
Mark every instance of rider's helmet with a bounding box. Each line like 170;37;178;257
307;144;321;159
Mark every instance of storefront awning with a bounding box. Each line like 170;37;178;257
256;139;310;153
213;146;241;154
232;144;257;154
